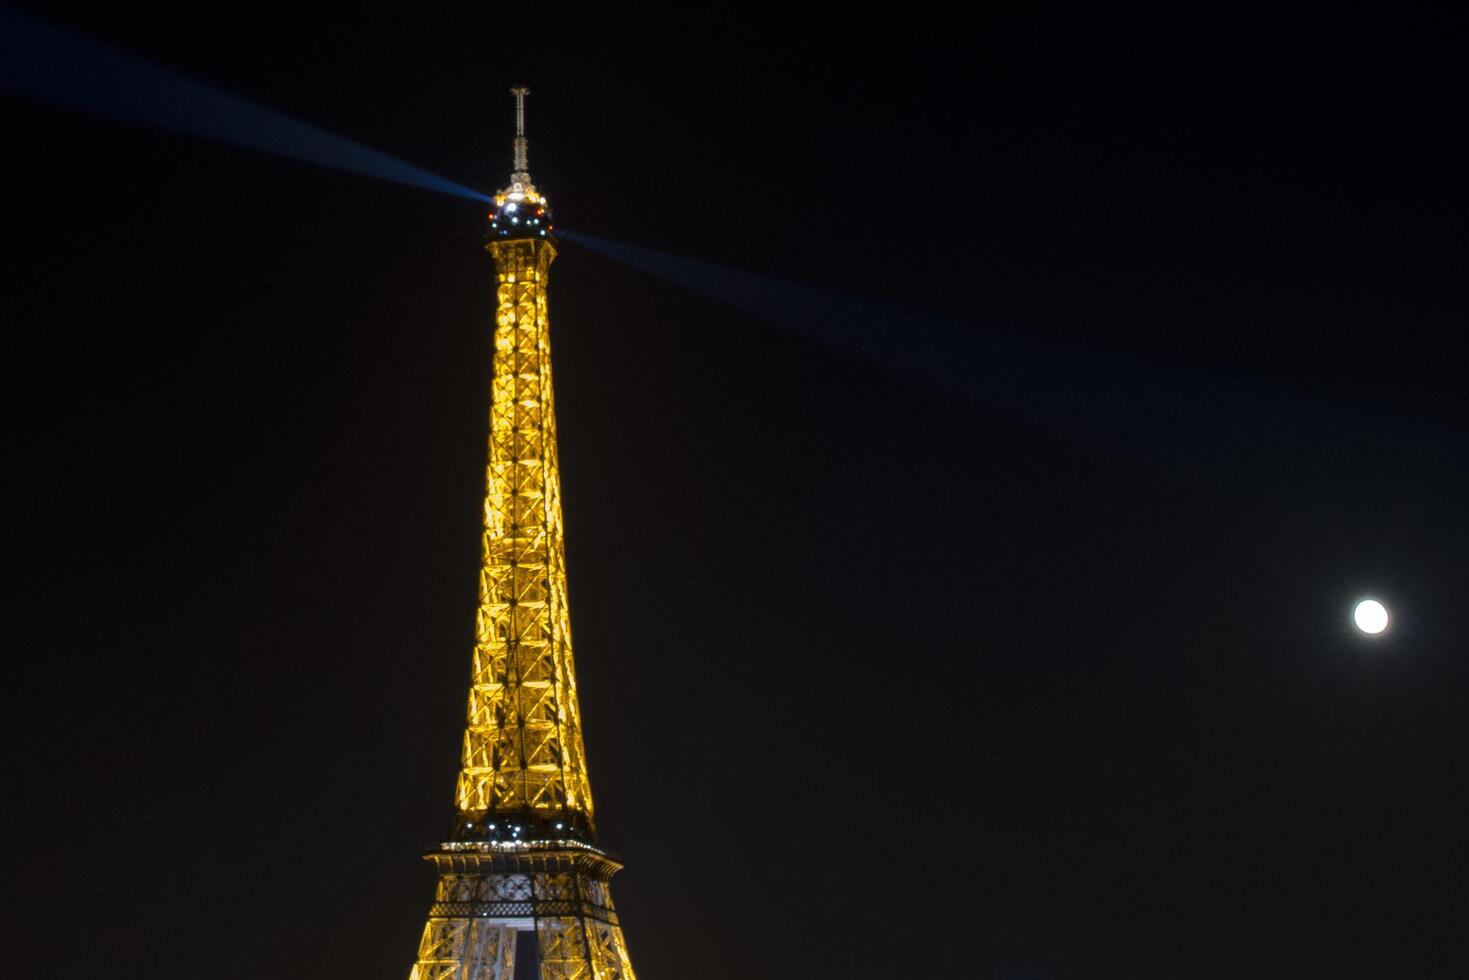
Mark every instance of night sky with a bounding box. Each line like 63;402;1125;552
4;7;1468;978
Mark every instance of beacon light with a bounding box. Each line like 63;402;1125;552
1354;598;1389;635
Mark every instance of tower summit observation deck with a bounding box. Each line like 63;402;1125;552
405;87;637;980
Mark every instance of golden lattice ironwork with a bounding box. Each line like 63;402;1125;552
408;848;635;980
453;234;595;830
406;87;635;980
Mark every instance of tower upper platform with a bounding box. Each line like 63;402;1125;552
488;86;555;243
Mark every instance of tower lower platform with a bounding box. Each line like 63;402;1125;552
408;840;635;980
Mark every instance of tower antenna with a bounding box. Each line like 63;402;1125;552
510;85;530;184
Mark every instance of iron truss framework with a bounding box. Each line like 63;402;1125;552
453;237;594;831
406;163;637;975
409;848;634;980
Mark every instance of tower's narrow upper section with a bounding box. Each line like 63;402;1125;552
489;85;554;242
453;87;588;846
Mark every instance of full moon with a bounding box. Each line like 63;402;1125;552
1353;599;1389;635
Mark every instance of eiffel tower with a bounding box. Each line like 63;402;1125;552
406;87;637;980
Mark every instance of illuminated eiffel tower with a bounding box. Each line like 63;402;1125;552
406;87;636;980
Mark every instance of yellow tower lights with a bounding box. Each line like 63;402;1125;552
405;88;637;980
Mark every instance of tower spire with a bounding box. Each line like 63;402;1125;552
510;85;530;184
498;85;540;204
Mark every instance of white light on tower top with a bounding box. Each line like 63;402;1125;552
1353;598;1389;635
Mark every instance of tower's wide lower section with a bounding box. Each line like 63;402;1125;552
408;843;635;980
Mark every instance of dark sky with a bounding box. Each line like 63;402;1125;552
4;6;1468;979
